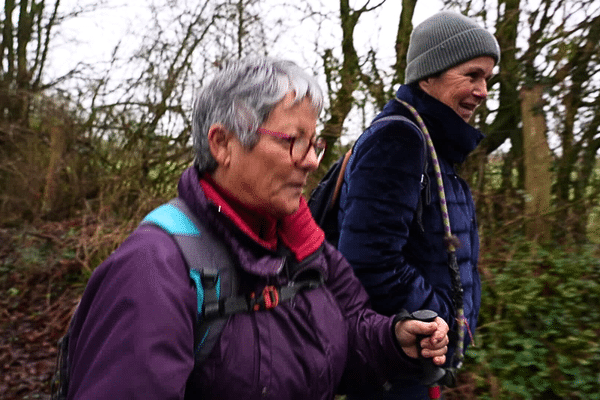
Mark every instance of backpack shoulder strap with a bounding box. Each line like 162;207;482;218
330;149;353;211
352;113;431;229
141;198;240;364
308;113;431;246
370;114;428;176
143;198;325;363
330;112;418;207
349;114;426;173
51;198;232;399
142;198;220;275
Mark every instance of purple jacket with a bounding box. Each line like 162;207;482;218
66;167;419;400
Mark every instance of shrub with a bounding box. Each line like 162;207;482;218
464;239;600;399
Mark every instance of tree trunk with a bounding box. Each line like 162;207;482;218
520;85;552;242
392;0;417;87
318;0;362;169
41;122;67;216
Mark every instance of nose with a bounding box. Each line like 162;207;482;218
473;81;488;99
296;147;320;172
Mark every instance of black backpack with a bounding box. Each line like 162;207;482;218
51;197;323;399
308;115;430;246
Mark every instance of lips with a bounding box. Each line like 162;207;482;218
289;176;308;189
460;102;477;112
458;102;479;120
289;182;305;189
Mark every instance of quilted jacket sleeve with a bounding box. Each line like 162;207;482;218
321;241;419;392
66;226;197;400
338;120;454;320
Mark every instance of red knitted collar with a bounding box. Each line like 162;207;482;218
200;175;324;262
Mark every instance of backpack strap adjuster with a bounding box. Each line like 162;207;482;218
250;285;280;311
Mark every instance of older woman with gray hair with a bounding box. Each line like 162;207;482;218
59;57;449;400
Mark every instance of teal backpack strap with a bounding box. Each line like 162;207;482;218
141;197;325;364
141;197;240;364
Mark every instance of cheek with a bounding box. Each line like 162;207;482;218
433;85;457;108
437;91;457;109
442;89;467;110
453;83;473;99
261;154;291;186
271;172;292;195
258;164;289;199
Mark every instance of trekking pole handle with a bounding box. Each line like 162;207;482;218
410;310;446;398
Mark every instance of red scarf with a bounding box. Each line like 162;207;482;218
200;175;324;262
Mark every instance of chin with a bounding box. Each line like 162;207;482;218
283;204;301;216
273;198;301;218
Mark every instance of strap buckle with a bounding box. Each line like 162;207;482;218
250;285;280;311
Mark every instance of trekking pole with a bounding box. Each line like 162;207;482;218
395;98;465;396
410;310;447;400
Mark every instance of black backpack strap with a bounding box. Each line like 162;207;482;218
369;114;429;195
308;153;349;227
308;151;353;247
355;114;431;231
50;331;69;400
141;198;241;363
308;113;431;245
141;198;324;364
391;114;431;232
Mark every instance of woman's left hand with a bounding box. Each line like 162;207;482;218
394;317;449;365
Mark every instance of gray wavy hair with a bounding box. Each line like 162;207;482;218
192;57;324;172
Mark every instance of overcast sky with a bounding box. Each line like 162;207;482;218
50;0;445;142
52;0;445;80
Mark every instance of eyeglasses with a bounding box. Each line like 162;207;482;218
257;128;326;164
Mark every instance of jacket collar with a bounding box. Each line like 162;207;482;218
390;85;484;164
177;166;325;277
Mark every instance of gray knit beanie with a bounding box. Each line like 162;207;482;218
405;11;500;84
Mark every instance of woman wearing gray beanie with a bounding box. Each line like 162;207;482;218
337;10;500;399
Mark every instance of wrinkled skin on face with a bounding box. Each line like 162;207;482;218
419;56;496;123
209;93;319;218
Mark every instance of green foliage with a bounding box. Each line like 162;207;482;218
465;239;600;399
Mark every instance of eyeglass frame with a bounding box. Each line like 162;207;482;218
256;127;326;164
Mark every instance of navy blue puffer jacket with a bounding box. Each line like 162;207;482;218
338;84;483;366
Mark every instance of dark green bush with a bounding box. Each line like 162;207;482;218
465;239;600;399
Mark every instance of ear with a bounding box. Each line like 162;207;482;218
207;124;233;167
418;78;432;94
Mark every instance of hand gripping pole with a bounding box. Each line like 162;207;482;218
410;310;446;399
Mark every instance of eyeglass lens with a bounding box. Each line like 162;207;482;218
292;136;326;162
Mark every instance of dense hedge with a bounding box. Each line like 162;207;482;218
464;240;600;399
